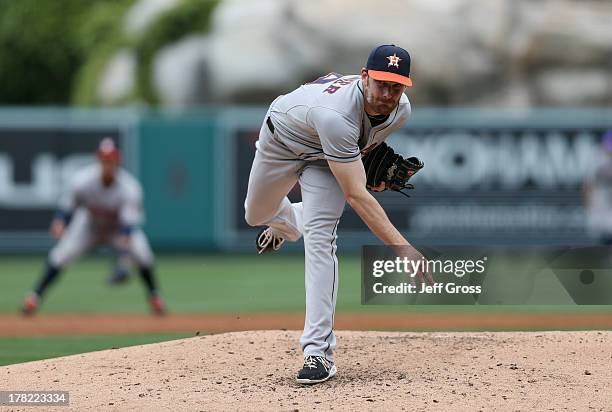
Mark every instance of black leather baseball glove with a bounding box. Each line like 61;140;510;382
362;142;423;197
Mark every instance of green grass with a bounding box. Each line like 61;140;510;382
0;333;190;366
1;254;611;314
1;254;331;313
1;254;610;367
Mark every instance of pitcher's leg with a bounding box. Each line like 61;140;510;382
271;198;303;241
244;148;303;241
298;164;346;363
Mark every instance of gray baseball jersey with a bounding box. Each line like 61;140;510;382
245;73;411;363
269;73;411;162
50;164;153;267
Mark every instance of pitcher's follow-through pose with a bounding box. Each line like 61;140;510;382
244;45;431;384
22;138;166;316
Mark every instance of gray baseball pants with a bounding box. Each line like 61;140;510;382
244;118;346;363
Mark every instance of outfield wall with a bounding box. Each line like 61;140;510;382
0;107;611;252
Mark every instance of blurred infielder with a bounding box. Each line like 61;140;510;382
584;131;612;244
245;45;431;384
22;138;166;315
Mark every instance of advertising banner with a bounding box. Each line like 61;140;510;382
224;109;612;249
0;117;127;251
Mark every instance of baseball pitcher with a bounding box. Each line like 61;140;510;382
244;45;432;384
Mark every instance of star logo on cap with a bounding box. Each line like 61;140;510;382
387;53;401;68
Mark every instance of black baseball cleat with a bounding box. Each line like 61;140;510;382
256;227;285;254
296;355;337;385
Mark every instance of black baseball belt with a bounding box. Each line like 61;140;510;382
266;117;275;134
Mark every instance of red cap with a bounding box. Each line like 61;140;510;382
97;137;121;162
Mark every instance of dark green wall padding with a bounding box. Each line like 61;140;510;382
138;113;217;249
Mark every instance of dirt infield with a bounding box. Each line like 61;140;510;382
2;330;611;411
2;311;612;337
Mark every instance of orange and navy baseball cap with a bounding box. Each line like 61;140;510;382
366;44;412;87
97;137;121;162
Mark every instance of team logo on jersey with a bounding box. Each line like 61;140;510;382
387;53;401;68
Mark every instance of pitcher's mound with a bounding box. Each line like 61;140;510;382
2;330;611;411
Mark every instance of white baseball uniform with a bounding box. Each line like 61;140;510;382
245;73;411;361
49;164;154;268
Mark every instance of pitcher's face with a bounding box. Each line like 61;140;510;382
361;69;406;116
